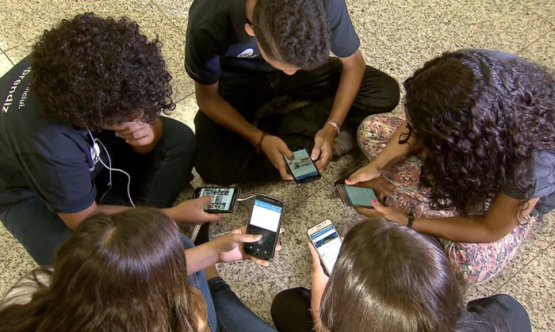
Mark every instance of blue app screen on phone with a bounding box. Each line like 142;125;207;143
344;186;378;206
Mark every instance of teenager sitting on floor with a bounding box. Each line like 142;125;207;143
186;0;399;185
0;208;279;332
348;50;555;283
272;218;531;332
0;13;217;265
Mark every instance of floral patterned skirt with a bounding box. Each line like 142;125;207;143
357;114;539;284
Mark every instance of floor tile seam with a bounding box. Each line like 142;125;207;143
2;52;14;66
367;34;417;72
490;248;548;294
2;37;39;53
282;181;333;215
174;92;195;105
517;28;555;54
149;0;187;34
529;10;555;30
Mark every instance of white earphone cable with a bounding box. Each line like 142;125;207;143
86;127;135;208
95;139;135;208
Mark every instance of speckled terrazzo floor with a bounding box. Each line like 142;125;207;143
1;0;554;330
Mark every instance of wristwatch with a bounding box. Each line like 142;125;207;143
407;212;415;228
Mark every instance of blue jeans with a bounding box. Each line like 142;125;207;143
0;117;196;265
180;234;276;332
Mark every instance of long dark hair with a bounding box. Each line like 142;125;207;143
403;51;555;216
0;209;198;332
320;219;465;332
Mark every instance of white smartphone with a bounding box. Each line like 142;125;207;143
307;219;342;275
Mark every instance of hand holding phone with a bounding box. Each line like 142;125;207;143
171;197;222;224
307;219;342;275
210;226;277;267
260;135;294;180
193;187;240;213
336;184;378;208
284;148;321;185
244;195;284;260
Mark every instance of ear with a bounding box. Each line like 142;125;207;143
244;23;255;37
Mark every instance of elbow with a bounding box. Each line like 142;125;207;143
481;226;512;243
194;82;218;112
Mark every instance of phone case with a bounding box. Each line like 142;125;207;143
244;195;284;260
193;187;241;213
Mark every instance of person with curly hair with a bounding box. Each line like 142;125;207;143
186;0;400;185
0;13;216;266
347;50;555;283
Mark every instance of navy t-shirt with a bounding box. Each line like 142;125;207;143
185;0;360;85
0;56;103;214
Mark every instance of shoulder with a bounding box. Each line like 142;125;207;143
503;151;555;199
466;294;532;332
188;0;232;35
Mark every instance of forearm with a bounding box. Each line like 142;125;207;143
329;51;366;127
311;308;323;332
130;118;163;154
372;121;417;170
59;204;131;230
196;85;262;145
184;243;219;275
413;215;506;243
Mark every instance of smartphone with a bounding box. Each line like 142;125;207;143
336;184;378;208
307;219;342;275
284;147;321;185
193;187;240;213
244;195;284;261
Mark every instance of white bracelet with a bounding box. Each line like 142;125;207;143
325;120;341;136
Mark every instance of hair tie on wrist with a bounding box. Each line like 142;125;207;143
256;132;268;154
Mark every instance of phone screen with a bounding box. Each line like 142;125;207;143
309;222;342;273
250;199;283;233
198;188;236;211
286;149;319;181
344;186;378;206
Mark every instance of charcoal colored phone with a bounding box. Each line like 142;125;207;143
244;195;284;261
193;187;240;213
336;184;378;208
307;219;342;275
284;147;321;185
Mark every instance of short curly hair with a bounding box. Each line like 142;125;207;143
252;0;331;70
404;51;555;216
31;13;174;130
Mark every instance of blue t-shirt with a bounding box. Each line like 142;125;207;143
0;56;103;213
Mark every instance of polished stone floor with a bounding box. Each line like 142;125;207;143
0;0;554;330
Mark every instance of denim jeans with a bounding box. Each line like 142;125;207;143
208;277;277;332
0;117;196;265
180;234;220;332
180;234;276;332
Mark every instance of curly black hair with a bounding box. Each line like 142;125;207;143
31;13;174;130
252;0;331;70
403;51;555;216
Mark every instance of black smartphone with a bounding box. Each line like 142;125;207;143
284;147;321;185
336;184;378;208
244;195;284;261
193;187;240;213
